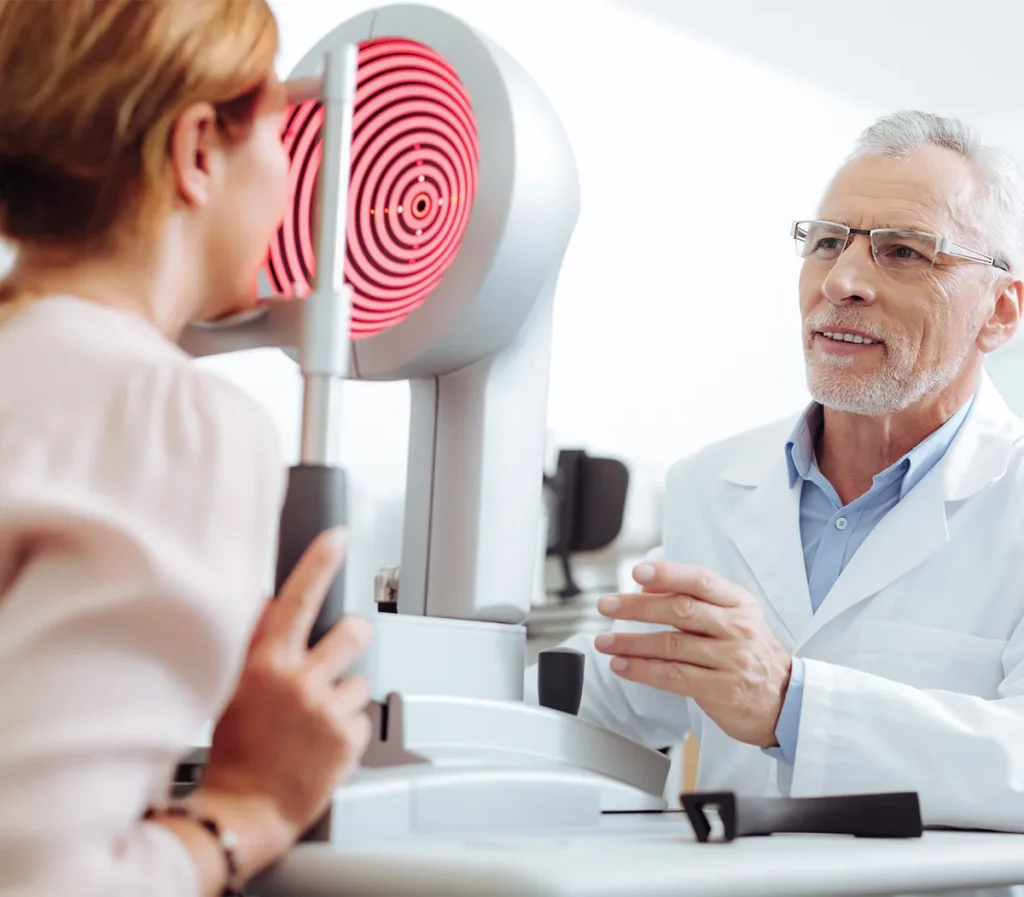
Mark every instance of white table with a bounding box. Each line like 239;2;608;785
253;814;1024;897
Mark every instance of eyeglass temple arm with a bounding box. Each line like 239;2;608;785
938;236;1009;271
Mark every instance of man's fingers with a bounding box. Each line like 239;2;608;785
266;527;348;652
631;562;743;607
596;591;726;635
608;656;719;697
594;630;721;668
308;616;372;685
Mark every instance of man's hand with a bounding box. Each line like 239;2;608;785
594;561;792;749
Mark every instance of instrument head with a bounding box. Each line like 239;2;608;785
182;3;579;381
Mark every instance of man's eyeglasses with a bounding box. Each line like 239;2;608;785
792;219;1009;273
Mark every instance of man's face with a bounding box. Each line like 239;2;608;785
799;146;1000;415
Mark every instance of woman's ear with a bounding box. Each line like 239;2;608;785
977;277;1024;354
168;102;219;208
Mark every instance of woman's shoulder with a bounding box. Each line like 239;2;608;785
1;295;283;465
83;355;286;508
117;356;283;460
0;302;288;622
0;297;286;511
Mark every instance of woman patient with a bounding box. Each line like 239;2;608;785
0;1;371;895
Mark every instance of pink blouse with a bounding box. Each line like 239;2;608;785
0;296;286;895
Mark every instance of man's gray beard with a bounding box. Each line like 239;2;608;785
801;307;973;416
804;348;968;415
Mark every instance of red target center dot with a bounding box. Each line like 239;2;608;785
262;37;480;339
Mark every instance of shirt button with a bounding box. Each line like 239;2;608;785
835;517;848;530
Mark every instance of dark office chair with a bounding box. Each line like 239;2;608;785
544;448;630;599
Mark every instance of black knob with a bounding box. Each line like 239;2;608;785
538;647;585;716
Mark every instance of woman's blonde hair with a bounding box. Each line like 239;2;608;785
0;0;280;250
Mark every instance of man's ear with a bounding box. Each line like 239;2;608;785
168;102;219;209
977;277;1024;354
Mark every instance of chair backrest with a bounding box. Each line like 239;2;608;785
545;449;630;598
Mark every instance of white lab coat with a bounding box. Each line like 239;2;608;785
526;374;1024;897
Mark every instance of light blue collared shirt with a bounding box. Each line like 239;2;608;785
767;393;974;764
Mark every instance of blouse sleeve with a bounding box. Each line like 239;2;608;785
0;361;287;896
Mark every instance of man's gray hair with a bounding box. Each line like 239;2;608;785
845;110;1024;274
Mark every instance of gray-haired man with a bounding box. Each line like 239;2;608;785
529;111;1024;897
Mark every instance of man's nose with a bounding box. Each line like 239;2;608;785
821;234;878;306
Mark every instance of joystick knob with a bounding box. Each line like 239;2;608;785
538;647;585;716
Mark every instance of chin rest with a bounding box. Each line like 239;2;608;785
680;791;923;842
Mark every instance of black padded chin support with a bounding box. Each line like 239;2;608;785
275;463;348;647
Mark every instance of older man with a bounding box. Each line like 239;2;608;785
529;110;1024;846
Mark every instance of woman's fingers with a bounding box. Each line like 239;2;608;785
331;711;374;784
329;674;372;718
264;527;348;654
326;679;374;782
308;616;372;685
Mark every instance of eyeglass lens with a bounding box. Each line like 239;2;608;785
794;220;937;270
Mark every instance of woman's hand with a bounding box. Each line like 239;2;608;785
191;527;373;877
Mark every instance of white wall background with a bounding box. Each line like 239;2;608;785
193;0;879;604
620;0;1024;153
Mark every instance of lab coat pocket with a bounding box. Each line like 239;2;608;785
854;621;1006;695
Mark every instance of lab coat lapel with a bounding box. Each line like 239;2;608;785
796;470;948;648
796;373;1021;649
720;454;813;645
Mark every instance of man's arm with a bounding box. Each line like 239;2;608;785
790;641;1024;831
597;561;1024;830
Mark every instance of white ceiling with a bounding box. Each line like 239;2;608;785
615;0;1024;155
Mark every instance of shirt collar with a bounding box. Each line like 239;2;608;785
785;389;977;498
785;403;821;488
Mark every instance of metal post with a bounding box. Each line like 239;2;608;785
298;43;359;465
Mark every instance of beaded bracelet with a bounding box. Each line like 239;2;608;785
144;802;244;896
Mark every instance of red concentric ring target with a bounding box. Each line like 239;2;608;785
262;37;480;339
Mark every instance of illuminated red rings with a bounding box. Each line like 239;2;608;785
263;37;480;339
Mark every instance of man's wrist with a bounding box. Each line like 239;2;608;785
770;656;805;763
758;653;794;749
